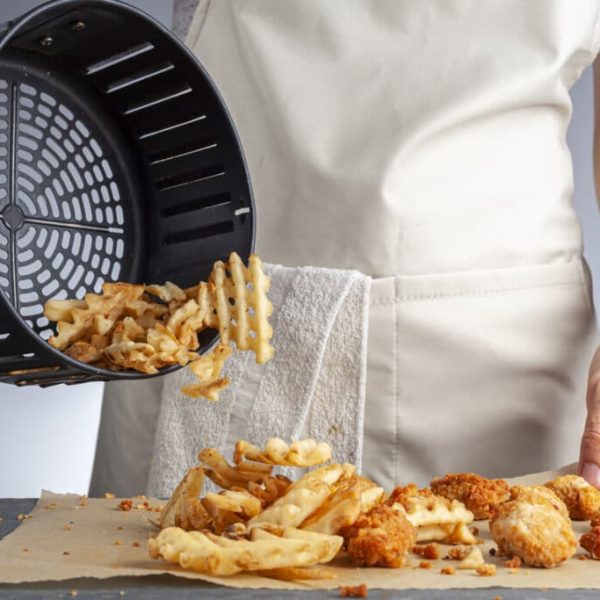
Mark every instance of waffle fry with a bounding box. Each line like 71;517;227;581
234;438;332;467
204;490;262;518
388;484;476;544
181;343;232;401
257;566;337;581
148;526;342;576
146;324;198;367
211;253;274;363
247;464;350;530
145;281;187;303
202;489;263;535
199;448;272;489
245;475;293;508
104;341;158;374
44;252;274;401
65;340;103;363
301;475;384;535
43;299;87;322
159;466;211;531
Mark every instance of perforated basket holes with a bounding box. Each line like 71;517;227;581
0;220;9;302
0;79;127;338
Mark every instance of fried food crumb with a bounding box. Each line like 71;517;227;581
79;496;88;507
22;548;29;552
62;524;72;531
118;499;133;511
131;542;141;547
493;596;503;600
117;526;124;531
69;591;78;597
419;561;432;569
471;526;480;535
63;551;70;556
412;543;440;559
17;514;32;521
338;583;368;597
578;554;588;560
476;564;497;576
447;546;470;561
504;556;522;569
440;566;455;575
113;539;123;546
104;492;116;499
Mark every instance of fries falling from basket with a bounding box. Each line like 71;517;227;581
43;252;274;401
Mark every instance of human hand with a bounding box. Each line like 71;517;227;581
579;345;600;487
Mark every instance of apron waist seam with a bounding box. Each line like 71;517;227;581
371;280;585;305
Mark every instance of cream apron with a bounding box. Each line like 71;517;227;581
91;0;600;495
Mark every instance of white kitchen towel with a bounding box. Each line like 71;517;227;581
147;263;371;497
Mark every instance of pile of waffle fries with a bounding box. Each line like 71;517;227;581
43;252;274;400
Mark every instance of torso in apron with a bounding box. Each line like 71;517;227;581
184;0;600;486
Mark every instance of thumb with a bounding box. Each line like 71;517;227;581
579;372;600;488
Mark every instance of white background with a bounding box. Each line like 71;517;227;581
1;1;600;497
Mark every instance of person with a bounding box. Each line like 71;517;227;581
90;0;600;496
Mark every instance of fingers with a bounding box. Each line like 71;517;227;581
579;371;600;487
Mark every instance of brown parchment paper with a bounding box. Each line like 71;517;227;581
0;463;599;590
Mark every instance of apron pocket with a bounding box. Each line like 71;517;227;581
365;260;597;487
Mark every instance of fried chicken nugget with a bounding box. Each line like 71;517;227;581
510;485;570;519
430;472;509;520
341;504;417;568
489;487;576;568
544;475;600;521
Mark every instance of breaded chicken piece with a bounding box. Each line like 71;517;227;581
510;485;570;519
341;504;417;567
489;486;576;568
580;525;600;558
430;473;510;520
544;475;600;521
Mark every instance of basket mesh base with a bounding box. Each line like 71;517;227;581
0;61;140;343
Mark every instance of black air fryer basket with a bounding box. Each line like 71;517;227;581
0;0;255;387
